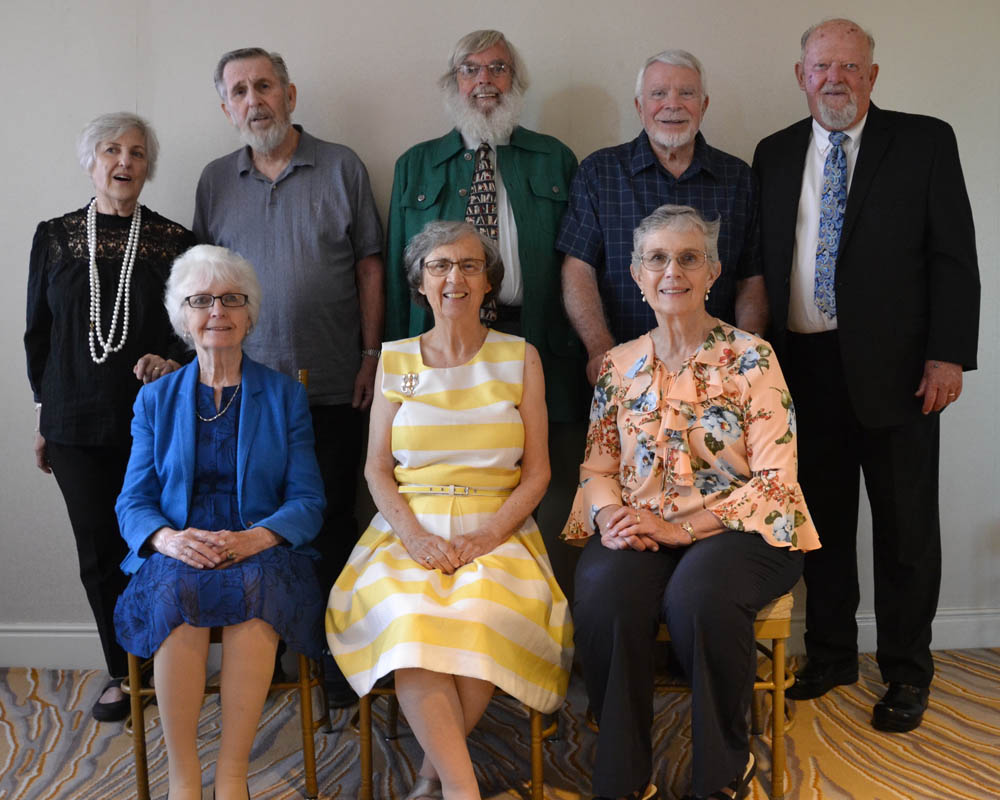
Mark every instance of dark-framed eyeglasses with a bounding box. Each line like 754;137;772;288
422;258;488;277
184;293;249;309
635;249;710;272
456;61;510;80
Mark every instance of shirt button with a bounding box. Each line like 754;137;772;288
464;152;473;161
417;193;425;202
459;188;468;197
552;186;560;193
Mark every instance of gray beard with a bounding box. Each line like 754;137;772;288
239;116;292;155
816;96;858;131
444;88;523;145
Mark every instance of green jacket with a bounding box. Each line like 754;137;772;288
385;126;587;422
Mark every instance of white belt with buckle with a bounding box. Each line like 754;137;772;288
398;484;513;497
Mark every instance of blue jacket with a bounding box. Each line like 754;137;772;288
116;355;325;573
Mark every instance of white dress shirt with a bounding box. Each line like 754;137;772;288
788;114;868;333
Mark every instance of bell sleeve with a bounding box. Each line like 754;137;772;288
562;354;625;540
708;355;820;551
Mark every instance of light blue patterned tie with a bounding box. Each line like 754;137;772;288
814;131;848;318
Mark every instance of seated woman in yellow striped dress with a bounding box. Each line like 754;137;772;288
327;220;572;800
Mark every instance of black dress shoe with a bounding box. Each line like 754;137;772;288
786;659;858;700
91;678;130;722
871;682;929;732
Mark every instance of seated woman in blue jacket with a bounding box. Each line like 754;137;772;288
114;244;325;800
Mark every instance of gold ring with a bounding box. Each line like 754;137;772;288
635;512;640;524
227;550;236;561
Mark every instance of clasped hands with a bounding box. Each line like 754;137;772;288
401;526;504;574
151;526;278;569
596;504;691;552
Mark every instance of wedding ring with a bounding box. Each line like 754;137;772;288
635;512;640;524
227;550;236;561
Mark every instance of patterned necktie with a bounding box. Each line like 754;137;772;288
814;131;848;318
465;143;498;240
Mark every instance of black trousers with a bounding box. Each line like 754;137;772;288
534;420;588;605
309;403;364;687
47;441;132;678
309;403;364;593
785;331;941;686
574;532;803;797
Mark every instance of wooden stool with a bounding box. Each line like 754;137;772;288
586;592;795;800
357;683;557;800
122;629;330;800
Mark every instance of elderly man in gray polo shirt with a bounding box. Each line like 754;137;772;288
194;46;384;707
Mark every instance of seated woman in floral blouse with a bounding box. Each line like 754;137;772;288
564;205;820;800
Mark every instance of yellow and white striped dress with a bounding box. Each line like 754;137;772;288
326;331;573;713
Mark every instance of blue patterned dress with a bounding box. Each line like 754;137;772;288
115;383;325;659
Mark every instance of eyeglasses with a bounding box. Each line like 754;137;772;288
185;293;249;308
422;258;488;276
635;249;710;271
456;61;510;80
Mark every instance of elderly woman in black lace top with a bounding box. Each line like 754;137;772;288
24;111;194;721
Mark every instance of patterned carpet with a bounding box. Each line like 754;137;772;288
1;649;998;799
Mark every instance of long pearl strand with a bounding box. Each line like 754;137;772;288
87;198;142;364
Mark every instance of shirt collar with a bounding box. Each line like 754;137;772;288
810;113;868;156
236;124;313;177
629;130;718;180
431;125;546;166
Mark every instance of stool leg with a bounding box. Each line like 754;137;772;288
127;653;150;800
530;708;543;800
771;638;786;800
298;654;319;799
359;694;373;800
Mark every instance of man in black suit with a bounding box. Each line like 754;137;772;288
753;18;979;732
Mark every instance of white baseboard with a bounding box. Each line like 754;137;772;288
785;607;1000;657
0;622;106;670
2;608;998;670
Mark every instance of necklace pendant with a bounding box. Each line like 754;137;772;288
401;372;419;396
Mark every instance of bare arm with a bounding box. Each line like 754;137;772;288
353;254;386;410
452;344;550;565
562;255;616;384
364;360;461;573
733;275;769;335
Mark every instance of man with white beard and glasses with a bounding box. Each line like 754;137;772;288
559;50;766;385
193;47;384;708
384;30;587;600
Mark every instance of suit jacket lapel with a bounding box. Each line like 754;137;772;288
774;120;812;274
841;104;892;255
236;356;261;515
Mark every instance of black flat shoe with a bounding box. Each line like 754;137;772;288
786;658;858;700
681;751;756;800
91;678;130;722
871;682;929;732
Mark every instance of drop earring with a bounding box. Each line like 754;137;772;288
640;290;647;303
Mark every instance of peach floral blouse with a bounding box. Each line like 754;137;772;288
562;323;821;552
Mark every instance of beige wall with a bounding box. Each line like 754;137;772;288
1;0;997;667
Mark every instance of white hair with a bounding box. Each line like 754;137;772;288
635;49;707;101
77;112;159;180
164;245;262;344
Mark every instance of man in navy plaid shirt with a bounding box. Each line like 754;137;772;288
558;49;766;383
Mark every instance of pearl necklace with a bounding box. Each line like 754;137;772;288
87;198;142;364
196;383;242;423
